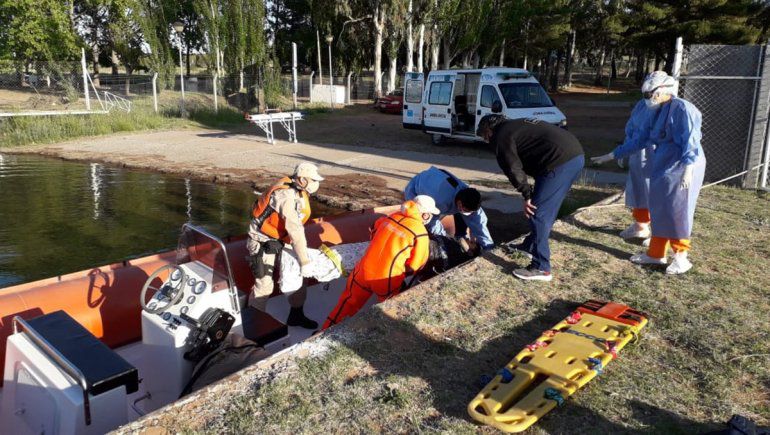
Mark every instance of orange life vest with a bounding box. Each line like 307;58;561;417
251;177;311;241
356;200;429;292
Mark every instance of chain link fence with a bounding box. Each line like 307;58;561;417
0;61;88;114
679;44;765;185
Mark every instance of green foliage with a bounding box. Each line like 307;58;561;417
625;0;762;60
261;63;286;108
0;0;78;62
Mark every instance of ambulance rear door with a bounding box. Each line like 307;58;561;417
402;72;424;129
423;73;456;136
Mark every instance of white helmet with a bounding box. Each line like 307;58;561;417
642;71;676;98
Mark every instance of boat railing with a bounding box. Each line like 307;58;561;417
12;316;93;426
180;223;240;314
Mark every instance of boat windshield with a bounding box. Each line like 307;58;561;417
175;224;234;293
498;83;554;108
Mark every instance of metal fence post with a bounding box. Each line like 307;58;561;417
213;73;218;113
672;37;684;96
309;72;315;103
746;42;770;188
346;72;353;104
152;73;158;113
81;48;91;111
292;42;298;109
762;129;770;189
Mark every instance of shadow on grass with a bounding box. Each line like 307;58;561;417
342;298;716;433
551;230;631;261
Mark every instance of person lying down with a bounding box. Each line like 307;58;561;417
278;236;480;294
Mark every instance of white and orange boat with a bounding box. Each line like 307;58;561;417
0;204;439;434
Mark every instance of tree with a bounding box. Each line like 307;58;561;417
110;1;145;94
625;0;761;74
134;0;177;88
175;0;206;77
0;0;78;62
386;1;409;93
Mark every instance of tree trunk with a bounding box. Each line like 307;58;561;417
125;67;132;95
442;36;452;68
635;50;645;83
551;50;562;91
625;55;634;78
406;0;414;72
373;5;385;98
594;45;606;86
430;30;439;71
472;51;480;68
499;39;506;66
461;51;471;68
417;24;425;73
611;50;617;79
186;45;191;77
91;19;100;87
91;46;100;87
564;30;576;87
316;29;323;84
388;55;398;93
111;49;119;75
522;20;530;70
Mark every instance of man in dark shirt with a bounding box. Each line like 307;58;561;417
477;115;585;281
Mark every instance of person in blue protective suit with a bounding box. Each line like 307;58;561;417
404;166;495;250
592;71;706;275
617;100;658;243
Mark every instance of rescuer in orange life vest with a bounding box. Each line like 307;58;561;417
248;162;323;329
322;195;440;330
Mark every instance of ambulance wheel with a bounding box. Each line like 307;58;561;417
431;134;445;146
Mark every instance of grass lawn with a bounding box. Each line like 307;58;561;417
127;186;769;434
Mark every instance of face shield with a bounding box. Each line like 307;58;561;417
305;179;320;194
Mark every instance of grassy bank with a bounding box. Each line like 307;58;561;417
127;186;769;434
0;95;339;148
0;103;245;148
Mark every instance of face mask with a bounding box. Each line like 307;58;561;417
644;98;660;109
305;180;320;194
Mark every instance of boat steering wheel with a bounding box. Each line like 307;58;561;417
141;265;187;315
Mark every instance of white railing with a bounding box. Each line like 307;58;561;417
103;91;132;113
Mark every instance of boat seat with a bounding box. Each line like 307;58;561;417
240;306;288;346
22;310;139;396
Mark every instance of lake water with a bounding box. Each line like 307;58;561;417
0;154;267;288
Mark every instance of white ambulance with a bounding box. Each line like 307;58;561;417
402;67;568;145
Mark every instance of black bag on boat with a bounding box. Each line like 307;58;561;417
180;334;268;397
182;308;235;363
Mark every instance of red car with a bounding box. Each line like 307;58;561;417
375;89;404;114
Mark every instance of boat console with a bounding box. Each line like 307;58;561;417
1;224;247;431
137;224;243;412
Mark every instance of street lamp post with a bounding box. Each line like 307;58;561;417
173;21;185;115
325;34;333;110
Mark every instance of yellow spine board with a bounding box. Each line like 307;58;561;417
467;313;647;433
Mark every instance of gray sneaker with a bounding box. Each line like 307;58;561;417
513;267;552;282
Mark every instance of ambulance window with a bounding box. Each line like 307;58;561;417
428;81;453;105
405;79;423;103
480;85;501;108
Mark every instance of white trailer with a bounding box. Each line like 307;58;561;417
402;67;567;145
